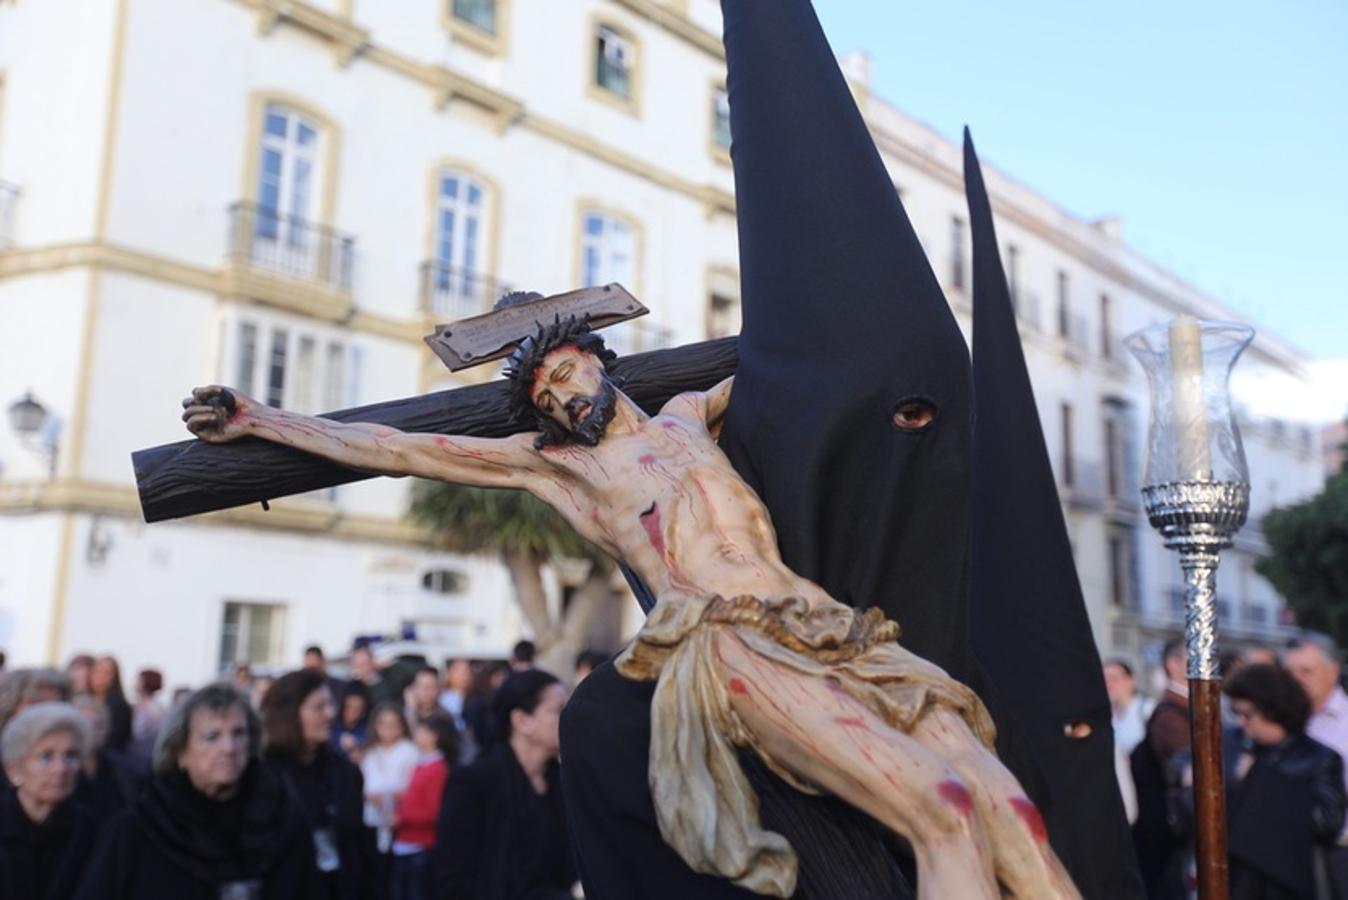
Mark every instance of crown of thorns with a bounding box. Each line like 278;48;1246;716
503;313;617;421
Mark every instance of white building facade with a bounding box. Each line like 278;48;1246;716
0;0;1325;688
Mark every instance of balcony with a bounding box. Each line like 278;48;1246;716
1059;313;1093;361
600;319;675;357
420;261;509;321
225;203;355;317
0;181;19;249
1013;289;1043;334
1138;587;1297;643
1061;458;1106;510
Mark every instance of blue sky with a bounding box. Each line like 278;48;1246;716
813;1;1348;361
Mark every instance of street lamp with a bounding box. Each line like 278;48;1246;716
1126;316;1254;900
7;390;58;478
7;391;48;437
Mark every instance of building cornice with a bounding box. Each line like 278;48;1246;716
865;121;1307;376
0;479;434;546
0;241;423;345
608;0;723;60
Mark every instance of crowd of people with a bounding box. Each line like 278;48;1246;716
0;638;599;900
1108;635;1348;900
11;632;1348;899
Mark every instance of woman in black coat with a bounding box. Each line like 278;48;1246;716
74;683;314;900
70;695;143;830
434;669;575;900
89;657;133;754
263;668;377;900
1224;664;1346;900
0;702;95;900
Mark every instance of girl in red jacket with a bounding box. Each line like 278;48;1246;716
391;716;458;900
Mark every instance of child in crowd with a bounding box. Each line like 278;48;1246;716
391;716;459;900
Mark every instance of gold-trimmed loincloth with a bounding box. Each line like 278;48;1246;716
616;594;997;898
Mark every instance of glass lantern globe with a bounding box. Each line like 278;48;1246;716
7;391;48;438
1124;317;1253;490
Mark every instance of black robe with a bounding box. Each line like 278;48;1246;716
562;1;1139;898
72;762;313;900
432;744;575;900
0;788;95;900
73;749;144;829
266;745;377;900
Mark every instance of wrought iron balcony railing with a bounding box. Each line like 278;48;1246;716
419;261;510;320
227;202;355;290
0;181;19;249
600;319;675;358
1061;458;1107;510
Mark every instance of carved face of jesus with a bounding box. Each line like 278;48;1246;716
530;345;618;447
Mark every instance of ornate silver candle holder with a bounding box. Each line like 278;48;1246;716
1127;317;1254;900
1140;480;1250;678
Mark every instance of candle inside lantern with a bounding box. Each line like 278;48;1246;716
1168;315;1212;482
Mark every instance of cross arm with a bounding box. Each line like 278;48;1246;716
132;336;739;523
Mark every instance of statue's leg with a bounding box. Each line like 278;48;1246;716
909;709;1080;900
711;629;999;900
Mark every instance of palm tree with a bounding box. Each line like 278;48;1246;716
410;479;622;674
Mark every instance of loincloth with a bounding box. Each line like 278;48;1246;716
616;594;997;898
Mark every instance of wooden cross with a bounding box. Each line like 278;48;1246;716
132;316;737;523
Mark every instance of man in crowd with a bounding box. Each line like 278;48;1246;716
510;641;536;672
1286;636;1348;767
302;643;346;702
349;643;397;707
1149;638;1191;765
1132;637;1190;898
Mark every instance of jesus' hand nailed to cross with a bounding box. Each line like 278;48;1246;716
182;314;1081;899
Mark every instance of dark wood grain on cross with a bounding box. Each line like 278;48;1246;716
132;337;738;523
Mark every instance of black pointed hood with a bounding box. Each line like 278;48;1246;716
964;129;1143;898
717;0;977;684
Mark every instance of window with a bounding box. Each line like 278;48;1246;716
1056;270;1070;337
1107;526;1136;609
706;268;741;339
256;104;321;240
580;210;636;289
233;319;356;412
711;86;731;152
1104;417;1119;498
451;0;496;34
237;322;259;396
708;294;740;339
430;171;491;319
595;24;633;100
1006;244;1020;307
266;329;288;409
324;341;346;412
1100;293;1112;359
294;336;316;414
219;601;286;674
1060;402;1075;486
422;568;469;594
950;216;966;291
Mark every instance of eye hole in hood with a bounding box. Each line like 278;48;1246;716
891;397;939;433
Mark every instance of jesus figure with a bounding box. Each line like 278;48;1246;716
182;311;1080;900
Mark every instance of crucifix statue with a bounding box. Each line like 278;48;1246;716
181;296;1078;899
137;1;1142;897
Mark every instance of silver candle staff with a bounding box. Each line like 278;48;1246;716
1127;316;1254;900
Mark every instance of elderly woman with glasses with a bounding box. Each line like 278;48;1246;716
0;702;94;900
1220;664;1347;900
73;682;314;899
